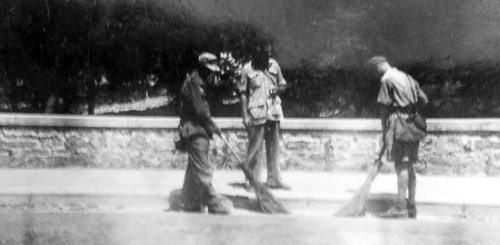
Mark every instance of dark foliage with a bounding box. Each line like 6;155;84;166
1;0;499;118
0;0;269;114
280;60;500;118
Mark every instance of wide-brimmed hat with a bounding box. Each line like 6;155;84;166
198;52;220;72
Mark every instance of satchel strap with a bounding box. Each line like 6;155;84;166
406;74;420;115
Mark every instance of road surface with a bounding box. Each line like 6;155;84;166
0;211;499;245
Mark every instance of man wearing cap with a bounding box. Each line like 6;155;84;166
238;43;290;190
370;56;428;219
177;52;233;214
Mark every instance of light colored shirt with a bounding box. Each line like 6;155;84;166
377;67;428;108
238;58;287;125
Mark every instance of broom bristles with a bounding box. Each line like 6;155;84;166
335;159;383;217
241;163;289;214
220;133;288;214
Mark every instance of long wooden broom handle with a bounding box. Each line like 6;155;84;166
218;131;245;166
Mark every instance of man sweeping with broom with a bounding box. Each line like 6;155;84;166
173;52;288;214
175;52;234;215
372;56;428;218
337;56;428;218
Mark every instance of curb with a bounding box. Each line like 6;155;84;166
1;190;499;222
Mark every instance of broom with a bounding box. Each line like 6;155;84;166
217;130;288;214
335;143;386;217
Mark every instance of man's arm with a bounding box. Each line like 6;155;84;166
415;81;428;107
271;84;288;97
377;79;391;158
238;67;251;129
185;80;218;136
376;79;392;106
270;60;287;96
240;93;251;129
186;82;210;122
379;105;389;134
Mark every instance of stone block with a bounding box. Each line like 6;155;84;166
99;151;130;168
41;137;66;151
170;154;187;169
475;140;500;151
1;128;44;138
49;156;72;168
0;150;11;158
148;136;171;151
24;149;51;158
5;141;39;149
66;136;89;150
8;149;24;158
0;157;10;167
142;155;162;168
128;135;148;149
309;152;325;160
24;156;48;169
69;156;97;168
89;133;106;149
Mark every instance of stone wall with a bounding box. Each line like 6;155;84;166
0;114;499;176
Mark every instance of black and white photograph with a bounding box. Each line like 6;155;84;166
0;0;499;244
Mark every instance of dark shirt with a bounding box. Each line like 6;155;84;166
179;70;217;138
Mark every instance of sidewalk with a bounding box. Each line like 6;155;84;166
0;169;499;220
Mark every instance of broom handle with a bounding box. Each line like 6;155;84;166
373;141;386;169
377;143;386;161
220;134;244;165
216;129;256;181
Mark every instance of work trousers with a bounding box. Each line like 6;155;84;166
182;136;217;209
246;120;283;185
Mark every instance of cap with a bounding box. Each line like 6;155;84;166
198;52;220;72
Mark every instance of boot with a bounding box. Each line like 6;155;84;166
265;179;291;190
407;198;417;219
207;196;233;215
378;206;408;219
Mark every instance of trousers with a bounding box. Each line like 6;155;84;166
246;120;283;184
182;136;217;209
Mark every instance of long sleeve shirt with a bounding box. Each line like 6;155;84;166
178;70;217;138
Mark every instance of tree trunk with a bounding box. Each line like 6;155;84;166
87;79;96;115
9;78;19;112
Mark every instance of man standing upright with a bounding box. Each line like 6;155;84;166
370;56;428;219
238;43;290;190
177;52;233;214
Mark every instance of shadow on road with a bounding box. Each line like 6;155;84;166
167;188;262;213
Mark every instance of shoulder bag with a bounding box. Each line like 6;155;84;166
394;75;427;142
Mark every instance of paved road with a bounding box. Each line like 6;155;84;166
1;169;500;221
0;211;499;245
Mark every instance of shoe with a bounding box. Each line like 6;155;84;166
408;211;417;219
207;196;233;215
168;189;183;211
407;199;417;219
182;206;203;213
265;182;291;190
378;207;408;219
181;202;204;213
173;190;203;213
